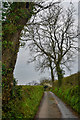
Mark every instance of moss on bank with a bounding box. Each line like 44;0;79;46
51;72;80;114
2;85;44;119
2;2;34;106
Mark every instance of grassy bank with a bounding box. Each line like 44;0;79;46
51;72;80;114
2;85;44;119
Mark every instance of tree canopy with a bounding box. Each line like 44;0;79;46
21;1;78;87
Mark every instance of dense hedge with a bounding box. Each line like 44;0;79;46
51;85;80;114
2;85;44;119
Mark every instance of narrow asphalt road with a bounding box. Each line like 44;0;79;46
35;91;79;119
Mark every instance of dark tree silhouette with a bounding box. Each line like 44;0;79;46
22;2;78;87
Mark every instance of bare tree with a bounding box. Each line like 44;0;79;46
27;43;55;86
22;2;78;87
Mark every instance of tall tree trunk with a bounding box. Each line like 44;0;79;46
2;2;34;105
56;64;63;87
49;58;54;87
50;65;54;87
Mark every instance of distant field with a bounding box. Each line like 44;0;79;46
2;85;44;119
51;72;80;114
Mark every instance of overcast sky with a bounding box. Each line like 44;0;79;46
13;1;79;85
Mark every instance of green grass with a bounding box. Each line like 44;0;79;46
2;85;44;119
51;72;80;114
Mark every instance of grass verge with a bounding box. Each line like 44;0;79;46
2;85;44;119
51;72;80;114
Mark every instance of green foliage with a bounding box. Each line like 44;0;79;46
15;15;20;22
2;64;7;76
50;73;80;114
2;64;13;76
51;85;80;114
2;41;7;48
2;2;34;50
2;85;44;119
3;40;13;49
17;25;24;30
2;3;35;120
4;23;17;35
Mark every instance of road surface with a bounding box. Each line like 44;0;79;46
35;91;79;119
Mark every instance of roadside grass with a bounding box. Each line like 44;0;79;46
51;72;80;114
2;85;44;119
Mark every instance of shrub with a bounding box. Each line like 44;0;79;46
2;85;44;119
52;85;80;114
